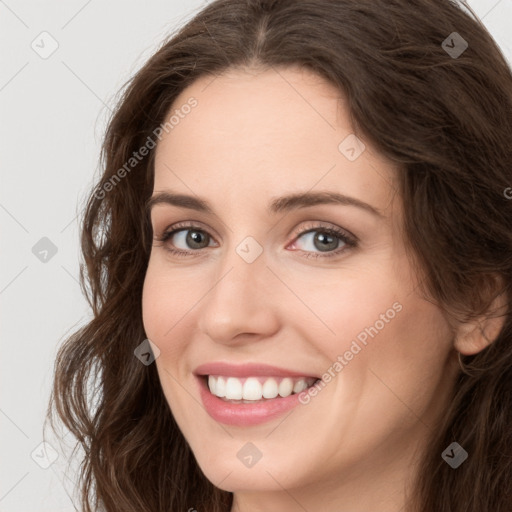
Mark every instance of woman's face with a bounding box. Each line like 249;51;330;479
142;67;459;505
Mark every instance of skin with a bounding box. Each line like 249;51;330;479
141;66;480;511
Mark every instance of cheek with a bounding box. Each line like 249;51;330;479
293;269;404;361
141;266;165;342
339;291;455;424
304;267;453;402
141;264;197;416
141;260;191;358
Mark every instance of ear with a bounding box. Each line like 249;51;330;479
453;277;508;356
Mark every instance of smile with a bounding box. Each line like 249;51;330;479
207;375;318;402
194;362;321;426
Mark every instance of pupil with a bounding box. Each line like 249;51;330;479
315;232;337;251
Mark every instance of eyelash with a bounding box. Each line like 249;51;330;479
153;221;358;260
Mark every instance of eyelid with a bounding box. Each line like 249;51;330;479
155;220;221;243
289;220;356;242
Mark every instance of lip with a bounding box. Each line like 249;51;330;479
195;374;314;426
194;362;320;379
194;362;320;426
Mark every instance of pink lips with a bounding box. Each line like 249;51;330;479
194;362;319;426
194;362;319;379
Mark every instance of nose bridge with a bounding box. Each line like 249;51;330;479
213;233;268;296
209;236;267;310
197;235;280;342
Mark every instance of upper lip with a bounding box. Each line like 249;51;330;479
194;362;320;379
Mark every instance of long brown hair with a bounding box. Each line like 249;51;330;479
46;0;512;510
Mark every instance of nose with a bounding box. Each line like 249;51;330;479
197;245;280;345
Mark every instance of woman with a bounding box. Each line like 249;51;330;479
46;0;512;510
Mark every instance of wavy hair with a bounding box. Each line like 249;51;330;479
46;0;512;510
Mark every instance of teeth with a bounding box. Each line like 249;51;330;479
278;378;294;398
243;377;263;400
216;376;226;398
225;377;243;400
262;378;278;399
293;379;308;393
208;375;217;395
207;375;316;401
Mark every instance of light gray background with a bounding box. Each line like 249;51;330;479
1;1;510;510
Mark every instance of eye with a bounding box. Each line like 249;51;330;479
170;228;213;250
288;223;357;259
153;221;357;259
154;222;216;257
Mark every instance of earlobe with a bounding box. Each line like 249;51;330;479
453;287;508;356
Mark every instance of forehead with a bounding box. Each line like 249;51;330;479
153;66;398;216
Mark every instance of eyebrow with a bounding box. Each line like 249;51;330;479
146;190;384;218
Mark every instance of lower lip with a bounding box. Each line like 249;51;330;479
196;375;309;426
